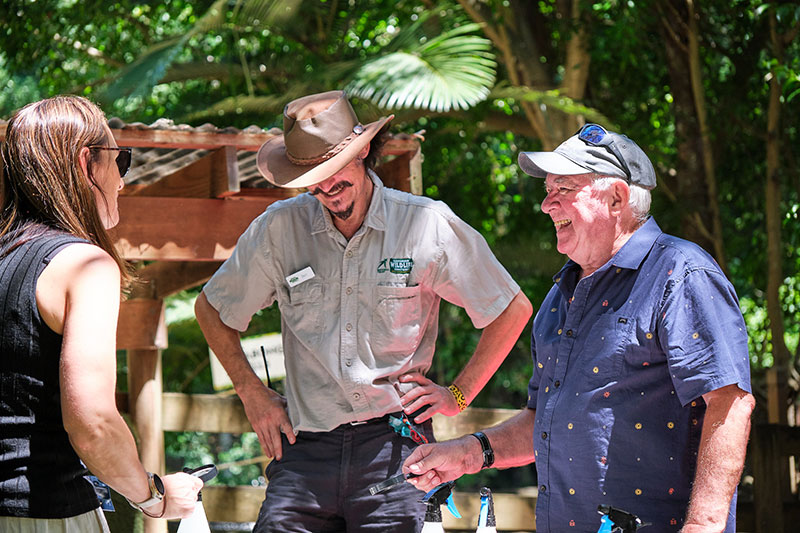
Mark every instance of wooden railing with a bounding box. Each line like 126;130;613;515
750;424;800;532
158;394;800;532
162;393;535;531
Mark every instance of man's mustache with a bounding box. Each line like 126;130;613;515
309;181;354;197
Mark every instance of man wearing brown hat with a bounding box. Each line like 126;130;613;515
194;90;532;531
403;124;754;533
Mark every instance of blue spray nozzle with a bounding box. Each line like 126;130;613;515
597;504;647;533
478;486;496;527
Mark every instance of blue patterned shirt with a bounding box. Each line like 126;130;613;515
527;217;751;533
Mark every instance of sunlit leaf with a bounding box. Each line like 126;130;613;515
347;22;496;112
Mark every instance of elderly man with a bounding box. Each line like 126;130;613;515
194;90;532;532
403;124;754;533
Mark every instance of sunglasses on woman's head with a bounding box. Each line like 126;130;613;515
88;146;132;177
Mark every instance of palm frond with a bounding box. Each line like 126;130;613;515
179;87;314;124
99;36;189;103
347;22;496;112
197;0;301;32
490;85;616;127
98;0;300;104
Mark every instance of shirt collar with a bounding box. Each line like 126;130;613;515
310;169;387;235
552;217;663;284
610;217;662;270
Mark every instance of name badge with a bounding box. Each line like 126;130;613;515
286;266;315;287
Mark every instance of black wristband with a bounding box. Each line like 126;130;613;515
471;431;494;469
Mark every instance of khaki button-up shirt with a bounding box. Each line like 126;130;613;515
204;174;519;432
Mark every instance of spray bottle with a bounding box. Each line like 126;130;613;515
176;464;218;533
475;487;497;532
421;481;461;533
596;504;647;533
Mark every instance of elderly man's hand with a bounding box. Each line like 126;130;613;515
402;436;483;492
398;372;461;423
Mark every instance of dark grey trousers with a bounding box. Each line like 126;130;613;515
253;415;434;533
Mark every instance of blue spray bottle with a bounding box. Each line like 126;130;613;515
475;487;497;532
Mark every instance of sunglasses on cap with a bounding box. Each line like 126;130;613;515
576;123;631;181
88;145;133;177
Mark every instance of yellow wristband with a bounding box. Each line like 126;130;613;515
448;384;468;412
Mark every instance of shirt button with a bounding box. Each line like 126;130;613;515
353;393;360;400
539;485;547;493
345;287;353;295
346;251;353;258
346;323;353;332
541;432;548;440
566;329;573;337
345;360;352;367
554;381;561;388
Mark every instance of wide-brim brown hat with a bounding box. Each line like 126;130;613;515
256;90;393;188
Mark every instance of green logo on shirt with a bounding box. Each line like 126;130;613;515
377;258;413;274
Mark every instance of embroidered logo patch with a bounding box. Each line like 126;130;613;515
377;258;413;274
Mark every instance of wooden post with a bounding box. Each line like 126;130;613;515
123;298;168;533
128;348;165;533
752;424;784;533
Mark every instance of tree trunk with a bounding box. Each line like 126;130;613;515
657;0;727;271
458;0;589;148
765;8;789;424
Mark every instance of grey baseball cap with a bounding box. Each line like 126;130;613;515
518;124;657;190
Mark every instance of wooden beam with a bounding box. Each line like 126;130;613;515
163;392;253;434
117;299;167;350
432;407;519;442
200;485;536;530
130;261;223;299
1;126;416;154
109;128;273;151
127;146;239;199
162;393;519;438
111;196;279;261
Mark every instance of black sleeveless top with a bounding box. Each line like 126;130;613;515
0;229;100;518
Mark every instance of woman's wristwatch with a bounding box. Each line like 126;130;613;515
125;472;165;513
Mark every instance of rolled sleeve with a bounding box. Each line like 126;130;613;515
658;267;751;406
203;212;276;332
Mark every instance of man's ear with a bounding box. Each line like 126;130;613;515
78;146;91;179
608;180;630;215
357;144;370;160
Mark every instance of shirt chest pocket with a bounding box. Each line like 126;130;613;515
282;280;324;351
370;285;423;358
578;314;635;385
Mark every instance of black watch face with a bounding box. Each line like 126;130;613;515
152;473;165;494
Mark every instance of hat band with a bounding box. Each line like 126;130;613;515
285;125;364;166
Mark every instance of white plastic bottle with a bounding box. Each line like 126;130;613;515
176;493;211;533
420;499;446;533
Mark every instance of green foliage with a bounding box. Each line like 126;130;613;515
5;0;800;495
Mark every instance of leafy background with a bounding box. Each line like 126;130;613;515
3;0;799;510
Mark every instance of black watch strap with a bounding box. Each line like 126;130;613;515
471;431;495;469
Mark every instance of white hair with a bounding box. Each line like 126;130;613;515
591;176;651;222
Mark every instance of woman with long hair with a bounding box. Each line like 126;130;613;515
0;95;202;531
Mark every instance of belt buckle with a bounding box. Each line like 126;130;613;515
349;419;368;426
